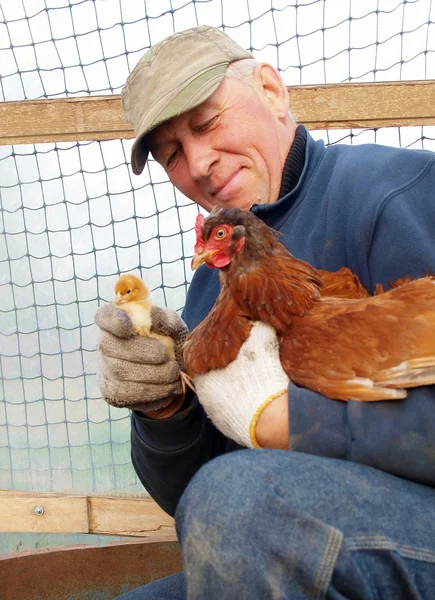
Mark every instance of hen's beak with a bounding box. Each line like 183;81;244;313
191;249;217;271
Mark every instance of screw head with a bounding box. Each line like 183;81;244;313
34;505;45;516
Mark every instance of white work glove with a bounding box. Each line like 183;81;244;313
194;322;290;448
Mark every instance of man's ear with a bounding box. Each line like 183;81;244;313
253;63;289;118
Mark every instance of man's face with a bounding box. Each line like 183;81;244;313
147;72;290;212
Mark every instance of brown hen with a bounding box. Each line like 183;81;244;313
183;208;435;401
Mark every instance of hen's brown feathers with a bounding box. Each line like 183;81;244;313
319;266;370;299
183;290;253;376
374;275;416;295
280;276;435;400
184;208;435;401
227;256;323;334
183;260;371;378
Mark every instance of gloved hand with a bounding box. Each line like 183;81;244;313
194;321;290;448
95;303;188;411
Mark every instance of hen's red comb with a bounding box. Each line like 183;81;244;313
194;213;205;245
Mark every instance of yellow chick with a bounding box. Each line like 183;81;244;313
114;273;175;359
113;273;194;393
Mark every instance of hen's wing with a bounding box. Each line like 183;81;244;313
229;255;322;335
318;266;370;299
269;239;370;299
280;276;435;401
183;287;253;377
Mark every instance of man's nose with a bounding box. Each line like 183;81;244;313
184;139;219;180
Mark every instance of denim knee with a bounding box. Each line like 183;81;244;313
174;448;322;558
175;450;346;599
175;449;262;533
175;447;339;530
175;448;328;535
175;448;435;557
174;450;435;600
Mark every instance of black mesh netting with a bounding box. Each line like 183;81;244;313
0;0;434;496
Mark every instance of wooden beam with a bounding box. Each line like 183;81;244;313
0;80;434;146
0;95;132;145
1;491;89;534
0;490;175;537
290;80;435;129
89;496;175;537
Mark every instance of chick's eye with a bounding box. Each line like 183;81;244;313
126;289;131;294
215;228;226;240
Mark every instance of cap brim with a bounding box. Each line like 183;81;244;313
130;65;228;175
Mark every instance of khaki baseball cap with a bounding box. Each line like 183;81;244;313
122;25;253;175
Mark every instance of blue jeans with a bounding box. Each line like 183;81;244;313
117;451;435;599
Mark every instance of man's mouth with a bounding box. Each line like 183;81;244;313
212;169;243;200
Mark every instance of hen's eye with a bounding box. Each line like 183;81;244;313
215;228;226;240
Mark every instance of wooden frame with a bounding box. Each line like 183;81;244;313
0;490;175;537
0;80;434;146
1;79;434;538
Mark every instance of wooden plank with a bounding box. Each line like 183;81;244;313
289;80;435;129
0;96;133;145
1;492;89;533
0;80;434;146
89;496;175;537
0;490;175;537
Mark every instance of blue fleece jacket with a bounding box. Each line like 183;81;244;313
131;129;435;516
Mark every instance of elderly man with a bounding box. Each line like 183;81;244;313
96;26;435;600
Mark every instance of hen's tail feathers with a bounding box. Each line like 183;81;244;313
302;377;408;401
374;358;435;389
307;358;435;402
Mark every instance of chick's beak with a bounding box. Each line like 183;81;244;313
115;292;123;304
191;249;217;271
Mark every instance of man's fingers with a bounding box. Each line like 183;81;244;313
99;377;183;407
95;303;189;409
151;306;189;341
98;330;169;364
98;353;180;383
95;304;133;338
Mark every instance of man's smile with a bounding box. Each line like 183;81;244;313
211;168;245;202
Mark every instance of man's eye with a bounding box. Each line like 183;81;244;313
196;115;218;132
166;148;179;168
